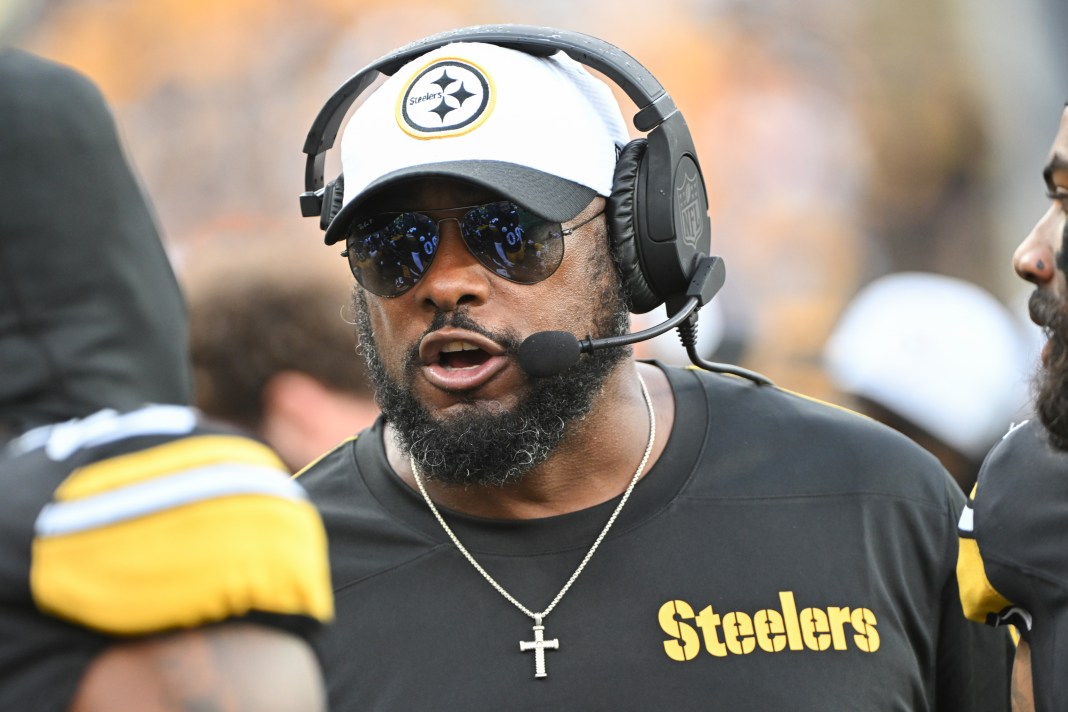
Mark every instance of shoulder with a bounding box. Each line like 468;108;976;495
9;405;333;636
294;432;359;485
957;419;1061;627
968;418;1068;554
974;418;1063;498
674;365;954;504
292;432;361;515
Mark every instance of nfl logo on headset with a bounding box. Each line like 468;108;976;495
676;172;703;248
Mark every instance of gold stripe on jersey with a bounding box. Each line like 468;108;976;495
956;536;1012;624
55;435;286;501
293;435;358;480
31;493;333;634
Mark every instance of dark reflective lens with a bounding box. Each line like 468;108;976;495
459;202;564;283
345;212;440;297
343;201;568;297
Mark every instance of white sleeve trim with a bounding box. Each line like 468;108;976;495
35;464;306;537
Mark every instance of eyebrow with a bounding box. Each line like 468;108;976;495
1043;153;1068;188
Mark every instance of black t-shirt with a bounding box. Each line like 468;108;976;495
0;405;333;711
301;363;1011;710
958;417;1068;712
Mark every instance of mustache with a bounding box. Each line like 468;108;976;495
1029;289;1062;330
402;310;523;370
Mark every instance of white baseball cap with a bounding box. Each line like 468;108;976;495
824;272;1034;459
324;41;630;245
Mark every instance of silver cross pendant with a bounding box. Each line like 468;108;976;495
519;615;560;679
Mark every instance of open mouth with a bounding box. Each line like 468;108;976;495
439;340;492;370
419;330;510;392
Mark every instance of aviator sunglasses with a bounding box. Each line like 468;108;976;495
340;200;603;297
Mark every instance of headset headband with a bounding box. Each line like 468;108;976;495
299;23;713;323
299;24;678;207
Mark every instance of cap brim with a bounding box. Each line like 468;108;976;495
323;160;596;244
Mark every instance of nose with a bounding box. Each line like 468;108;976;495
414;219;490;311
1014;206;1060;285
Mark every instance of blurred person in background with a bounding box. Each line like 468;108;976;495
958;103;1068;712
184;239;379;472
824;271;1034;493
0;49;332;711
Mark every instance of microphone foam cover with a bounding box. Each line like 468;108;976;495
517;331;582;378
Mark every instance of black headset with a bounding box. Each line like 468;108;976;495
299;24;714;316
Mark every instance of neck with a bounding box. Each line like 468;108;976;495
385;360;674;519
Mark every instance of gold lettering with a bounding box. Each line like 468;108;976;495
659;600;701;661
660;596;880;659
851;607;881;653
695;606;728;657
800;607;832;651
827;607;852;650
778;591;804;651
722;611;756;655
754;609;787;652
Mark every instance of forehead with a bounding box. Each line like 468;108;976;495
360;178;504;213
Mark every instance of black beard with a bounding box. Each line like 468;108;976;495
1031;288;1068;451
354;287;631;488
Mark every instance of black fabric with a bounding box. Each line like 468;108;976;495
0;49;190;433
967;418;1068;712
299;362;1012;711
607;138;660;314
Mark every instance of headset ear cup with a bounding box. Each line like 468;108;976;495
320;173;345;231
607;139;661;314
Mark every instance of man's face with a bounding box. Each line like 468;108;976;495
350;178;630;485
1015;106;1068;450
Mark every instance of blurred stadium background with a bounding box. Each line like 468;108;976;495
4;0;1064;399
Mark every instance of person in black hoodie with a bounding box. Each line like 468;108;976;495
0;49;333;711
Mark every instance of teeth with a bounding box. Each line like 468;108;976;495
441;340;479;353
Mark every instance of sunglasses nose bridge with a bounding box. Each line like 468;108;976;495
432;214;485;268
416;216;492;303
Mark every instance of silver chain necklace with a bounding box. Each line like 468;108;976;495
411;372;655;680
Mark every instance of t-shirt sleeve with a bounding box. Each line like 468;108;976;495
957;486;1022;629
29;419;333;637
942;480;1014;710
956;423;1038;634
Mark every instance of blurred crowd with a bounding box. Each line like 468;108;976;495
2;0;1063;436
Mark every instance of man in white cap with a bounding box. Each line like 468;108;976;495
958;103;1068;712
297;28;1011;710
824;271;1035;493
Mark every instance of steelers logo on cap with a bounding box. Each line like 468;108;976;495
397;58;493;138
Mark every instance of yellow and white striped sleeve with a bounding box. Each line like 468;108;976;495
31;432;333;635
957;485;1028;631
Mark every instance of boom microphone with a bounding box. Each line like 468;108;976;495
516;257;772;385
517;297;703;377
517;331;583;378
518;257;725;378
